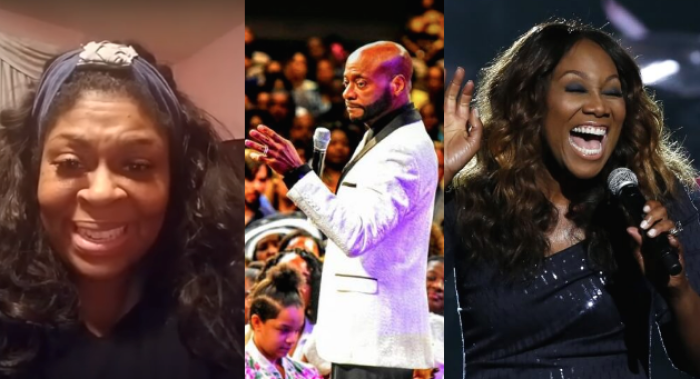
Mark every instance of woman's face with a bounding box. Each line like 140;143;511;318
543;39;626;179
316;60;335;85
251;305;305;361
252;165;269;197
289;114;315;143
255;235;280;262
426;260;444;314
38;92;170;281
327;129;351;166
245;164;269;206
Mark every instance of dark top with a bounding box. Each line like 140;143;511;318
3;295;233;379
444;184;700;379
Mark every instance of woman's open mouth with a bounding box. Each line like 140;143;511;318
73;224;129;256
568;125;607;160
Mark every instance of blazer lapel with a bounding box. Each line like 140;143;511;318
335;106;422;194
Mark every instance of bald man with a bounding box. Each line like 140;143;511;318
246;41;437;379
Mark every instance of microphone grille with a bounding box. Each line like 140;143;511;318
313;127;331;150
607;167;638;196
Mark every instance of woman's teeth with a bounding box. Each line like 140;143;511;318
571;126;606;136
77;226;126;241
569;125;607;157
569;136;602;156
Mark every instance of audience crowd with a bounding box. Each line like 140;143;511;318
244;2;444;377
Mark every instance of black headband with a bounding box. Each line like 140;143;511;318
31;41;183;137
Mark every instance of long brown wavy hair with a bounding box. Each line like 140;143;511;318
454;19;698;278
0;42;244;375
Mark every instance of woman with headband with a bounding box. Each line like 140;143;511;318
0;41;243;378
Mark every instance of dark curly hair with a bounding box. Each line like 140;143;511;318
0;41;244;374
454;19;698;279
258;249;322;324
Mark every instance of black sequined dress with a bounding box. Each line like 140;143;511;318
445;186;700;379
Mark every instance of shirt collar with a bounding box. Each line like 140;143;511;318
367;102;415;134
246;336;294;378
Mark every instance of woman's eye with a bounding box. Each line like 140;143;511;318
55;158;82;170
565;85;586;93
125;162;152;172
604;89;623;97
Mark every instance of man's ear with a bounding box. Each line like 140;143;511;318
391;75;408;95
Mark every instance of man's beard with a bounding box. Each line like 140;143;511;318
349;88;393;124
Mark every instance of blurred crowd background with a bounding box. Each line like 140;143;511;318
244;0;445;377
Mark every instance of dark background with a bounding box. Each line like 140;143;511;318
246;0;436;55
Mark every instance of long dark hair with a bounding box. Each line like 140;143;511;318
454;19;697;279
0;41;244;374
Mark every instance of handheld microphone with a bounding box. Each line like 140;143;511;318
607;168;682;276
312;128;331;177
